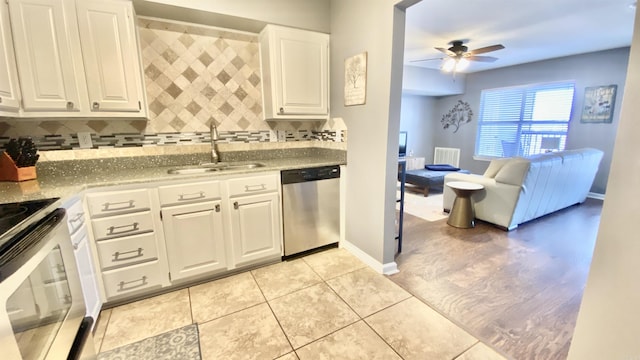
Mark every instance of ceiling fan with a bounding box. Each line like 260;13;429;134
412;40;505;72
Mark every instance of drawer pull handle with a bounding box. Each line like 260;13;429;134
117;276;148;292
233;201;239;210
215;204;220;212
55;263;66;274
69;212;84;224
178;191;205;201
102;200;135;212
107;222;139;236
113;247;144;262
244;184;266;192
63;294;72;305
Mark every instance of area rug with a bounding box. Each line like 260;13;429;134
397;187;448;222
98;324;201;360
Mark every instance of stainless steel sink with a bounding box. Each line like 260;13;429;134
167;162;265;174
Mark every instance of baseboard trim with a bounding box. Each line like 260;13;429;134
588;192;605;200
340;240;399;275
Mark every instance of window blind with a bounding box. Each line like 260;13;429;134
475;82;575;158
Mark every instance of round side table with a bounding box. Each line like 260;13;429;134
446;181;484;228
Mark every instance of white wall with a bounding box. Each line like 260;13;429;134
400;94;436;161
330;0;411;270
568;7;640;359
133;0;331;33
403;65;465;96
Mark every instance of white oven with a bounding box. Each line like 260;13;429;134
0;203;96;360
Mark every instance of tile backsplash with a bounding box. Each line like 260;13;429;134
0;17;345;150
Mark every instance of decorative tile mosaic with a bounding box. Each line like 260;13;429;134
0;17;347;149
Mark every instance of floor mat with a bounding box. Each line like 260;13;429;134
397;188;448;222
98;324;200;360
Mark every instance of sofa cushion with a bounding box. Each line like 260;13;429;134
484;158;511;178
494;158;530;186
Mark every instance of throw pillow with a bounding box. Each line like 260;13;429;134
494;158;531;186
483;158;511;178
425;164;460;171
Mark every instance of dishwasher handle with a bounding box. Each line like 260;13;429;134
281;166;340;184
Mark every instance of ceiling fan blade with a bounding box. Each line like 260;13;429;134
469;44;505;55
435;47;455;56
410;57;444;62
466;55;498;62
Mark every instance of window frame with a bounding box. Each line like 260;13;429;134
474;80;576;160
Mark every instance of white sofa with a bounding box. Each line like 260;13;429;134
443;148;604;230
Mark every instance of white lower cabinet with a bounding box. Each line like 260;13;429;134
229;192;282;268
161;200;227;282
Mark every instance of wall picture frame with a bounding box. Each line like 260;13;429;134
344;52;367;106
580;84;617;123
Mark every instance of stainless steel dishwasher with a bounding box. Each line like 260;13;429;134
281;165;340;257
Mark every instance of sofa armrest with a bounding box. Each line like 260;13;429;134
443;172;523;229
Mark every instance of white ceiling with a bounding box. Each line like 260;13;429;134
404;0;637;73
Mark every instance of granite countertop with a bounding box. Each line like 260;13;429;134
0;149;346;204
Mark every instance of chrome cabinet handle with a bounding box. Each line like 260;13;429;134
92;102;100;110
244;184;266;192
279;107;284;114
69;212;84;224
66;101;74;109
215;204;220;212
113;247;144;261
0;96;3;103
233;201;239;210
178;191;205;201
55;263;65;274
107;222;139;236
117;276;148;292
102;200;135;212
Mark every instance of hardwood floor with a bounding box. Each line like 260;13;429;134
389;197;602;360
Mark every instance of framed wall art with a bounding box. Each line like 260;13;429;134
344;52;367;106
581;85;617;123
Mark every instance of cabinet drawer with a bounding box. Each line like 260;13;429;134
102;260;163;299
66;199;86;236
227;174;279;197
158;181;221;206
86;189;151;217
96;232;158;271
91;211;154;241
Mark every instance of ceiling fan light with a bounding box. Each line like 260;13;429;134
456;57;470;71
442;58;456;72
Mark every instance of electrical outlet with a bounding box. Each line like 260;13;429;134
277;130;286;142
269;130;277;142
78;132;93;149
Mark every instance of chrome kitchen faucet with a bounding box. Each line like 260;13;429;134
210;122;220;163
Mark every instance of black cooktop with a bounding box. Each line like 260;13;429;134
0;198;59;248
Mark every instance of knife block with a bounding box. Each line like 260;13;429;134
0;151;37;181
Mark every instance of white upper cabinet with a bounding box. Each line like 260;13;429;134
8;0;84;112
260;24;329;120
6;0;147;117
0;2;21;113
76;0;142;112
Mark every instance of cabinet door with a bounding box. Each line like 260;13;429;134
268;26;328;116
75;0;143;112
162;201;227;282
0;2;20;112
72;228;102;321
8;0;82;112
229;192;282;267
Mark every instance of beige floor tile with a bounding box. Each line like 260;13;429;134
302;248;366;280
296;321;402;360
276;352;299;360
269;283;359;349
457;342;508;360
100;289;192;352
189;272;265;323
198;303;292;360
365;297;477;360
326;267;411;317
92;308;112;353
252;258;322;300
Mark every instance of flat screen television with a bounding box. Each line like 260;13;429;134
399;131;407;157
